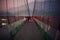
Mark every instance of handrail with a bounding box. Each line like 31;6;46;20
34;20;52;40
10;19;27;40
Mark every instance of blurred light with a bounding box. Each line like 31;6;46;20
1;18;7;21
2;23;7;26
48;26;51;30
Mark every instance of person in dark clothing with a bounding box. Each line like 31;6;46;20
26;16;30;21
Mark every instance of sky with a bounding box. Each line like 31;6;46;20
0;0;49;16
0;0;46;11
0;0;35;16
0;0;34;11
0;0;58;16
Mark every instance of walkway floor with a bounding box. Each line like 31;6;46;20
13;21;44;40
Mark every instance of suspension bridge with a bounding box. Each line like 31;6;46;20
0;0;60;40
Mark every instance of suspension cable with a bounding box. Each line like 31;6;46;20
32;0;36;16
13;0;16;22
17;0;19;20
26;0;30;16
6;0;9;24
